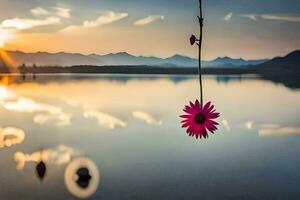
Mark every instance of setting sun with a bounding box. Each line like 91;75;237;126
0;29;13;48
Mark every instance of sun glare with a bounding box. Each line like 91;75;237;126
0;29;13;48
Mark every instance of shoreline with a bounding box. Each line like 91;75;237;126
1;65;299;76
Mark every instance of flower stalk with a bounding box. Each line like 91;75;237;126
190;0;204;105
198;0;204;106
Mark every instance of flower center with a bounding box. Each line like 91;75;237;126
194;113;206;124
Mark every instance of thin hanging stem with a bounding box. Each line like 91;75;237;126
198;0;204;106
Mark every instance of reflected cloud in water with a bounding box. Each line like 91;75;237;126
64;157;100;199
259;123;280;129
3;97;61;114
34;112;71;127
84;109;127;129
132;111;162;125
14;145;81;170
0;85;14;101
221;119;231;131
243;121;300;137
0;127;25;148
0;85;71;126
259;127;300;137
245;121;254;130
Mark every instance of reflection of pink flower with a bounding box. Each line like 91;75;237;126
180;100;220;139
190;34;197;46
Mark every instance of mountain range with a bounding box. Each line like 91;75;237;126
256;50;300;70
1;50;268;68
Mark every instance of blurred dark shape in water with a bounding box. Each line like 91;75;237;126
214;74;300;90
36;161;46;180
261;74;300;90
215;75;243;83
76;167;92;189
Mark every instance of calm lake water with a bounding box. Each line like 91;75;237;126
0;74;299;200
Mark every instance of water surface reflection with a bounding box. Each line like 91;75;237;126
0;127;25;148
0;74;299;199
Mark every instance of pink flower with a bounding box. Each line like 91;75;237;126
190;34;197;46
180;100;220;139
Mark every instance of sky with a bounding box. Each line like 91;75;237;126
0;0;299;60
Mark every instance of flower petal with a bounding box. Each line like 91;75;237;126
205;122;218;133
203;128;208;138
189;101;195;108
180;115;190;119
183;106;194;114
211;120;219;126
207;105;215;113
187;127;192;134
194;100;200;110
207;112;220;119
182;123;190;128
203;102;211;112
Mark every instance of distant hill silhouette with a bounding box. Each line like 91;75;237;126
7;51;102;67
257;50;300;71
207;56;268;68
90;52;163;66
2;50;267;68
250;50;300;89
1;49;299;75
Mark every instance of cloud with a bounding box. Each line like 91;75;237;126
0;28;13;47
60;11;128;34
240;14;257;21
30;6;71;18
224;12;233;21
134;15;165;26
55;7;71;18
261;14;300;22
84;109;127;129
239;13;300;23
1;17;61;30
59;25;80;33
259;127;300;137
1;6;71;31
30;7;49;16
83;11;128;28
0;127;25;148
132;111;162;125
